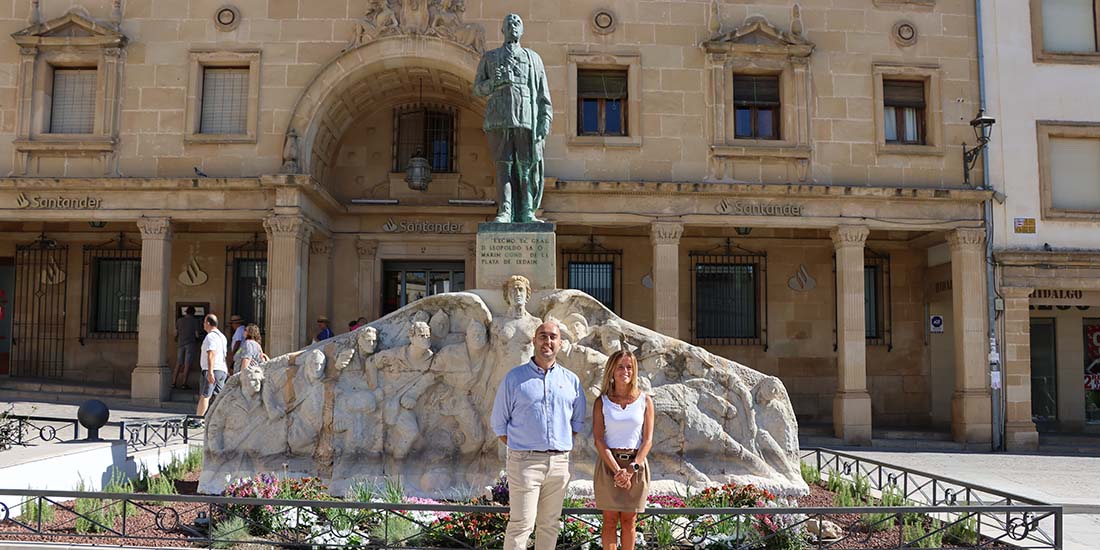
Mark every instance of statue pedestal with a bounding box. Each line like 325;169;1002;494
476;222;556;291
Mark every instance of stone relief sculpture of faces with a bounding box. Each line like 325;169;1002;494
243;364;264;395
466;319;488;347
408;321;432;351
302;349;326;383
502;275;531;309
357;326;379;355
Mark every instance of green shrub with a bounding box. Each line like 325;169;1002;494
102;468;135;517
183;445;203;473
799;462;821;485
73;479;116;534
370;514;421;546
19;496;55;524
861;484;906;532
825;469;844;493
832;483;857;508
944;514;979;545
210;516;253;549
853;473;871;502
904;518;944;549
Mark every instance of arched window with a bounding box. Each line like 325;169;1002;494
392;104;456;173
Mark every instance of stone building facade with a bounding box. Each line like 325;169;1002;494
0;0;997;445
983;0;1100;449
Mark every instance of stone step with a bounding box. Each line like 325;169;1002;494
0;378;130;399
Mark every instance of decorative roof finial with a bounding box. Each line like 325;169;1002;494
708;0;720;35
113;0;123;26
790;4;804;38
29;0;40;25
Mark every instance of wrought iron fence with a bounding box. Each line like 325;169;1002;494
0;415;202;452
0;488;1060;549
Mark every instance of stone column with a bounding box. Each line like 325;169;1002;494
465;241;477;291
264;215;312;357
948;228;992;444
357;239;379;321
131;217;172;405
1001;286;1039;451
830;225;872;445
308;238;334;335
650;221;683;338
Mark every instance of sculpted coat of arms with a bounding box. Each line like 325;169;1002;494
348;0;486;53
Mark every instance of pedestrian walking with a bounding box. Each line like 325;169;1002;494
227;314;246;374
197;314;228;419
171;306;202;389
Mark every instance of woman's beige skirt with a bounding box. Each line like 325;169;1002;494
593;453;650;513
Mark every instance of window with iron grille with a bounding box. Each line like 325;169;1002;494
50;68;97;134
690;241;767;346
393;104;456;172
577;69;628;136
80;235;141;340
200;67;249;134
561;239;622;313
225;236;267;332
733;74;780;140
883;79;925;145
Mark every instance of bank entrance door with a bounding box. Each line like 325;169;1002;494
382;261;464;315
1030;318;1058;426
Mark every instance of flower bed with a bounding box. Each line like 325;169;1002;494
0;459;1023;549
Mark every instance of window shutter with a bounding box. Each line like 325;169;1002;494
577;70;628;100
883;80;926;108
200;68;249;134
1042;0;1097;53
50;69;97;134
733;75;780;106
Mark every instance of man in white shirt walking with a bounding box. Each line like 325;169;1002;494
197;314;229;419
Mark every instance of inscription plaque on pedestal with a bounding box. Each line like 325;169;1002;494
476;222;556;291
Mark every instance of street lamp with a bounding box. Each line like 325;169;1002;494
963;110;996;187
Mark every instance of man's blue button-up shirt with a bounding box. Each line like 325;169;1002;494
490;360;587;451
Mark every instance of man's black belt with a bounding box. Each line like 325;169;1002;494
530;449;568;454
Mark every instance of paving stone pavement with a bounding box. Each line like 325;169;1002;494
847;450;1100;550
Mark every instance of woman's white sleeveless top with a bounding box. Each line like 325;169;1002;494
602;392;645;449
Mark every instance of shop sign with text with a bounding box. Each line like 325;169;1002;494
382;218;464;234
716;199;804;216
15;192;102;210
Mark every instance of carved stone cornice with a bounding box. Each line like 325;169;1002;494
263;214;312;241
136;217;172;239
650;221;683;245
310;240;334;257
346;0;485;54
946;228;985;251
703;11;814;59
830;225;869;249
357;239;379;259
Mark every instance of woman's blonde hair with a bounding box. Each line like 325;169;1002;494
244;323;262;343
599;349;640;398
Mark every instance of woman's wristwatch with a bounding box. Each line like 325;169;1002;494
629;462;640;472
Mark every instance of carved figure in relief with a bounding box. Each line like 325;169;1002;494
428;320;490;454
285;349;328;454
199;364;286;489
428;0;485;52
374;321;435;460
482;276;542;418
753;377;800;479
348;0;400;48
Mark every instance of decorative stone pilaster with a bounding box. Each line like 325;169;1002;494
830;225;872;445
650;222;683;339
1001;286;1039;451
14;46;36;175
947;228;992;445
357;239;379;321
465;241;477;291
264;215;312;357
307;238;334;338
131;217;172;405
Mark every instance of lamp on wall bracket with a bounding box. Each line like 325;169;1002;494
962;109;996;187
734;226;752;236
405;78;432;192
88;221;107;228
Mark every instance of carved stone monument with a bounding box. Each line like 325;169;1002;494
200;280;809;499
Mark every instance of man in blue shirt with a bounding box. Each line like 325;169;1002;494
491;321;586;550
313;316;333;344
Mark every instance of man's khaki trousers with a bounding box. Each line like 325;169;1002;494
504;450;571;550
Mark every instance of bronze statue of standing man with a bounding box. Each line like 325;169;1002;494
474;14;553;224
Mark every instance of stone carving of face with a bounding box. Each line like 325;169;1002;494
755;377;782;405
242;365;264;396
409;322;432;352
358;327;378;354
509;283;528;308
303;349;326;383
502;13;523;43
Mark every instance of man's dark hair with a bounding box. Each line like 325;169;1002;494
204;314;219;328
185;306;196;315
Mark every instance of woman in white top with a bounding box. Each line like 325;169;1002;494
592;350;654;550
